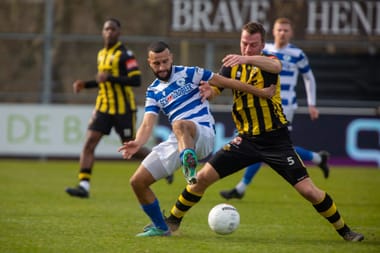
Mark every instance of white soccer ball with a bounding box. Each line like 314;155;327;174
208;203;240;235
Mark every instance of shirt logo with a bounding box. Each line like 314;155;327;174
177;78;185;86
283;55;292;62
126;59;138;69
159;83;193;106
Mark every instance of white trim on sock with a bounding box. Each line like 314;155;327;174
235;181;247;194
312;152;322;165
79;181;90;192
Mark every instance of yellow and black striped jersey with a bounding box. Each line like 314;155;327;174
220;55;288;136
85;41;141;115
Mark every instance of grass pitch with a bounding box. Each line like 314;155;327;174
0;159;379;253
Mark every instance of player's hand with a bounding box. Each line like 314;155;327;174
222;54;246;67
72;80;85;93
199;81;214;102
308;106;319;120
118;141;140;159
262;84;276;99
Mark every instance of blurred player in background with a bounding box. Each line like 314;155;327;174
220;17;330;200
65;18;150;198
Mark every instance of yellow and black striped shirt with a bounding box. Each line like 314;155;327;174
85;41;141;115
220;56;288;136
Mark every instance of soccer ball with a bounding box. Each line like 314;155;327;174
208;203;240;235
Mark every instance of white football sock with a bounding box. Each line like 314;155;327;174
312;152;322;165
79;181;90;192
235;181;247;194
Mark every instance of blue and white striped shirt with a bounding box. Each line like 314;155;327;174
263;43;316;109
145;65;215;129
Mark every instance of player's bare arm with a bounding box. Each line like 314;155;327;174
199;81;220;102
208;74;276;99
222;54;282;74
118;113;157;159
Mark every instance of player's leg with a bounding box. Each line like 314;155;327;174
295;146;330;178
66;111;110;198
134;138;183;236
172;120;199;184
65;130;102;198
166;162;221;232
285;107;330;178
131;157;171;237
166;136;257;231
142;125;215;233
294;178;364;241
173;120;215;185
266;130;363;242
219;162;262;200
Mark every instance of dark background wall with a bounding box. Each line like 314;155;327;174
299;54;380;104
0;0;379;107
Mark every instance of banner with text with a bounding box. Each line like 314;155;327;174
0;104;378;167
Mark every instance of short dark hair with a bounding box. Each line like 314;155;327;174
105;17;121;28
242;21;266;43
147;41;170;53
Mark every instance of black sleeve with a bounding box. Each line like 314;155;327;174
261;71;279;88
83;75;141;89
107;75;141;87
108;49;141;87
219;65;232;78
84;80;98;88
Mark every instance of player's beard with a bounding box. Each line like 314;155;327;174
155;66;172;82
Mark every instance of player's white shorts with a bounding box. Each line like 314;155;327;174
142;122;215;180
283;106;296;131
283;106;295;123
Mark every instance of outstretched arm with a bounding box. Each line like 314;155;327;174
199;81;222;102
208;74;275;99
118;113;157;159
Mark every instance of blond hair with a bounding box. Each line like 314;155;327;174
274;17;293;27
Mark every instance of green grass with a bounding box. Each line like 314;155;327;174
0;159;379;253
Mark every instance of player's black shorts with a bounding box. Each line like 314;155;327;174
88;110;136;142
209;127;309;186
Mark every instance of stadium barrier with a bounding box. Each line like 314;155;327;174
0;104;378;167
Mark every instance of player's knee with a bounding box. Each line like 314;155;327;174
196;165;219;189
172;120;195;136
298;186;324;204
296;181;324;203
84;136;100;152
129;173;143;191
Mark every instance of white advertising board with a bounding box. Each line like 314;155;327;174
0;104;146;158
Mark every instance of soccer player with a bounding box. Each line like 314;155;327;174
163;21;364;242
65;18;150;198
220;17;330;200
118;41;276;237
